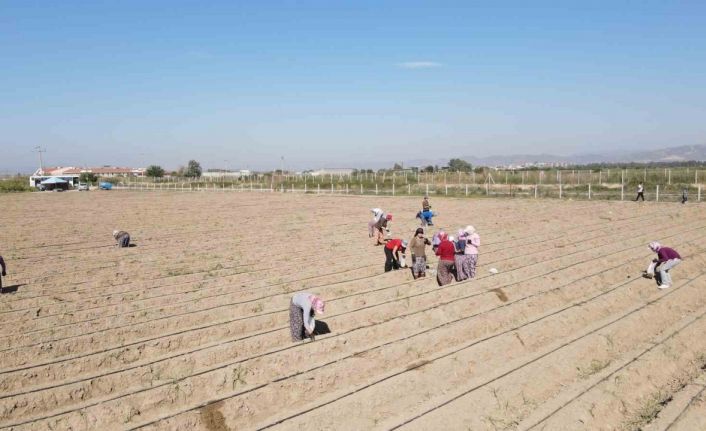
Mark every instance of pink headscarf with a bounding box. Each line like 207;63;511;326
310;295;325;314
438;231;448;241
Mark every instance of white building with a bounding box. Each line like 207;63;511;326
309;168;355;177
29;166;145;187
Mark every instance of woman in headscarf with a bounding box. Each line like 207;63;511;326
409;228;431;279
373;213;392;245
113;230;130;248
431;229;445;253
384;238;408;272
647;241;682;289
456;225;480;281
368;208;383;237
435;231;456;286
290;292;325;341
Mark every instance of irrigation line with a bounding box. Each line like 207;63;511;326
385;272;706;430
3;216;695;359
6;237;704;429
5;209;668;342
664;385;706;431
132;249;706;430
524;313;706;429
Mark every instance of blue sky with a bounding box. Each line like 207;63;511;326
2;1;706;172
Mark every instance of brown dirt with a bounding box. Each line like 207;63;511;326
0;191;705;430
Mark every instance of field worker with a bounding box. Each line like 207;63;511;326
456;225;480;280
290;292;325;341
373;213;393;245
368;208;384;237
431;229;445;253
422;196;431;212
648;241;682;289
682;189;688;204
384;238;408;272
0;255;6;291
435;232;456;286
416;209;435;227
409;228;431;279
635;182;645;201
113;230;131;248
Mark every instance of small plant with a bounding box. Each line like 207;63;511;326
232;365;248;389
577;359;611;379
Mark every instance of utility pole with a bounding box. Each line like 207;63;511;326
34;146;46;174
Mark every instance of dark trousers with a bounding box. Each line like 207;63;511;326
118;234;130;248
635;192;644;201
384;248;399;272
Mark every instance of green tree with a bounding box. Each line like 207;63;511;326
423;165;435;173
79;172;98;184
393;163;403;170
146;165;165;178
184;160;202;178
448;158;473;172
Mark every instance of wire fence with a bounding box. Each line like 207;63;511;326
113;182;703;202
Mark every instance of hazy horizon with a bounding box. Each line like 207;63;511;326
2;1;706;173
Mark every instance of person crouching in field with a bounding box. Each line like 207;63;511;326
0;255;6;291
647;241;682;289
373;213;393;245
384;238;408;272
113;230;131;248
368;208;383;238
290;292;325;341
435;232;456;286
416;209;435;227
409;228;431;279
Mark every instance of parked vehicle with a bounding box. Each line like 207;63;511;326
99;182;113;190
78;183;90;191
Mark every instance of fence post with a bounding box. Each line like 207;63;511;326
375;184;378;195
656;185;659;202
408;184;411;194
668;170;671;185
317;184;320;194
392;183;395;196
588;183;591;200
346;184;349;194
465;184;468;196
621;183;624;201
445;184;448;195
699;185;701;201
331;183;334;194
485;181;489;195
559;184;563;199
360;184;363;194
535;185;538;199
426;183;429;196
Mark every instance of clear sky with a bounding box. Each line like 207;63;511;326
2;0;706;173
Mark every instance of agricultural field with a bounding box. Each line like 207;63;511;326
1;190;706;430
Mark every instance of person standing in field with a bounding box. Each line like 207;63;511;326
384;238;407;272
635;183;645;201
422;196;431;212
409;228;431;279
113;230;131;248
0;255;6;291
682;189;688;204
648;241;682;289
435;232;456;286
459;225;480;280
290;292;325;341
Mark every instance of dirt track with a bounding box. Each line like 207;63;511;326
1;191;705;430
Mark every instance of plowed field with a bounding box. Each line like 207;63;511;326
1;191;705;431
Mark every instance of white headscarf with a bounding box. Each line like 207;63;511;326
649;241;661;252
464;225;476;235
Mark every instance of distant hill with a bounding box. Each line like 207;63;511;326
403;144;706;168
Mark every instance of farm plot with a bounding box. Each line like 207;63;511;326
1;191;705;430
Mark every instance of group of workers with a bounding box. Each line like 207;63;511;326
635;182;689;204
375;197;482;287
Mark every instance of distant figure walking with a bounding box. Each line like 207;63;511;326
682;189;688;204
409;228;431;279
0;255;6;291
113;230;131;248
435;232;456;286
635;183;645;201
290;292;325;341
455;226;480;281
384;238;407;272
647;241;682;289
